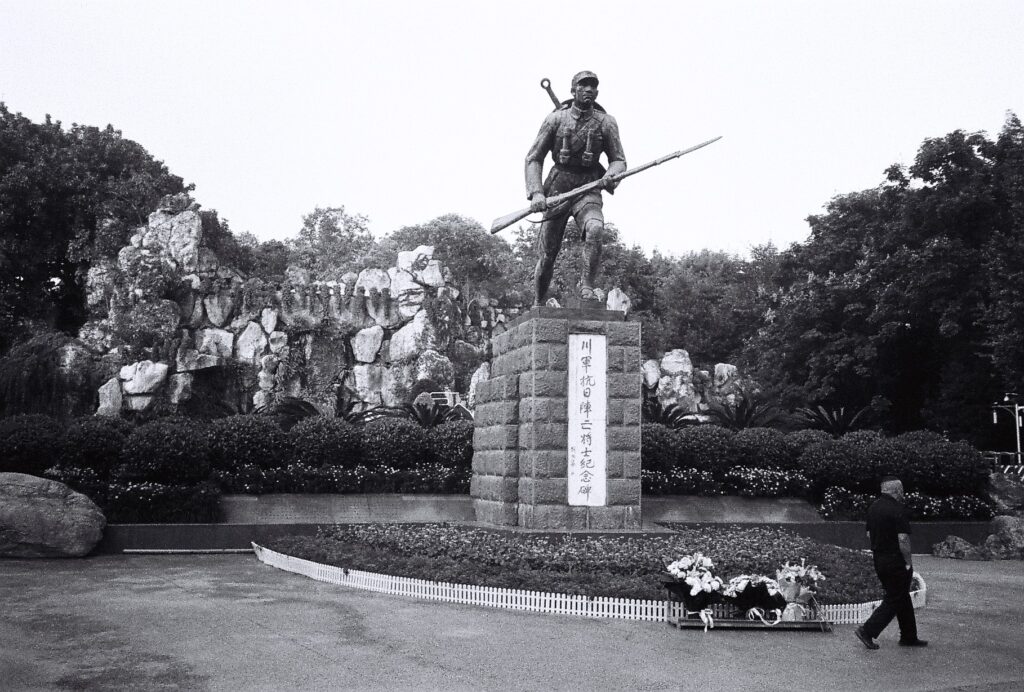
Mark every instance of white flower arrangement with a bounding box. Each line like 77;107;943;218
665;552;723;597
776;558;826;607
722;574;781;598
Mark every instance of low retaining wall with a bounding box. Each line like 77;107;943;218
252;543;927;626
220;494;475;524
93;494;992;554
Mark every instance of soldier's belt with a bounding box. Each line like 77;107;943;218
552;163;600;175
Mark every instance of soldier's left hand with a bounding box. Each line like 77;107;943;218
600;176;619;192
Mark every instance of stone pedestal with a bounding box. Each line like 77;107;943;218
471;307;642;530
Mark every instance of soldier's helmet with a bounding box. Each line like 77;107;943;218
571;70;599;89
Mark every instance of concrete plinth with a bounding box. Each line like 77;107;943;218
471;307;642;530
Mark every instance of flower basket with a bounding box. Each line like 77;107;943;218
662;552;723;631
724;581;787;615
682;589;721;613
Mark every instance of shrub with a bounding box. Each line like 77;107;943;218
117;417;212;483
362;418;428;470
208;415;290;471
891;432;988;496
819;485;994;521
290;417;363;468
799;429;989;501
58;416;133;477
425;420;473;471
785;429;832;457
798;432;900;500
0;414;63;475
722;467;809;497
641;467;723;495
43;465;110;506
729;427;796;469
676;425;734;473
640;423;679;474
213;461;470;494
104;480;221;523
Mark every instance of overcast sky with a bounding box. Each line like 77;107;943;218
2;1;1022;258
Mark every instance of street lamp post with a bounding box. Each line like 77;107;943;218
991;393;1023;465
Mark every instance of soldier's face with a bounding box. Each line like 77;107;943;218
573;80;598;107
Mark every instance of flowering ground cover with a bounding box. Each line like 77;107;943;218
266;524;880;604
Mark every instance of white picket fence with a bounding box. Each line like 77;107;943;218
252;543;926;626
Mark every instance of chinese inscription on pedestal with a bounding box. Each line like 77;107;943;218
568;334;607;506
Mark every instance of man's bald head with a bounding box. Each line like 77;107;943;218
881;477;904;499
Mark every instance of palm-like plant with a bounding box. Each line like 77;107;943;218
641;381;697;428
256;396;323;431
796;405;870;437
399;399;473;428
705;395;784;431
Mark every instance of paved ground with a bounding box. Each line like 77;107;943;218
2;554;1022;691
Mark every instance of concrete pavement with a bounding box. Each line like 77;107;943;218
2;554;1023;691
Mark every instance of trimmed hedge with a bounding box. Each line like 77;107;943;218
58;416;133;476
676;425;734;473
729;427;796;469
798;430;989;501
362;418;428;470
425;420;473;471
290;417;363;469
0;414;63;475
641;423;679;474
117;417;212;484
208;415;291;471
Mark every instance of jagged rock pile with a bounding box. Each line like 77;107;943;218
640;349;751;413
933;515;1024;560
80;194;483;415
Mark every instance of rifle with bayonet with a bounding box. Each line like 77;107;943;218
489;136;722;234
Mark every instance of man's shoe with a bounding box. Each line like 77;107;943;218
898;639;929;647
855;627;880;650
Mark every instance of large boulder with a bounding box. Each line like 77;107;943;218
988;473;1024;517
0;473;105;557
983;515;1024;560
606;287;631;315
932;535;985;560
352;325;385;363
120;360;170;395
389;310;436;363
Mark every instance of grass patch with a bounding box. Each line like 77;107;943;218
265;523;881;604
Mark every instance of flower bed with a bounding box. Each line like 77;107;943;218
264;523;880;604
253;543;926;626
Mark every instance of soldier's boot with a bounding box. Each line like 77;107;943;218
580;240;602;303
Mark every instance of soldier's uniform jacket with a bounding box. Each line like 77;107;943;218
525;103;626;200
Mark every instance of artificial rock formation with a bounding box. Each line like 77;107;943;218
0;473;106;557
79;194;482;416
932;515;1024;561
640;349;752;413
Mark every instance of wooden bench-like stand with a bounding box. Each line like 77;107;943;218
664;584;833;633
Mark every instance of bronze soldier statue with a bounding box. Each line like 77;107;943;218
525;70;626;306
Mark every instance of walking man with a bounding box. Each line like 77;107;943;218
856;476;928;649
525;70;627;306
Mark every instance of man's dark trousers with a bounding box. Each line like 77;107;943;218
861;560;917;641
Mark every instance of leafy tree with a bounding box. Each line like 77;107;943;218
287;206;375;280
742;116;1024;445
0;104;188;349
386;214;515;300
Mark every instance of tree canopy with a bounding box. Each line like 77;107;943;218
0;104;188;349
